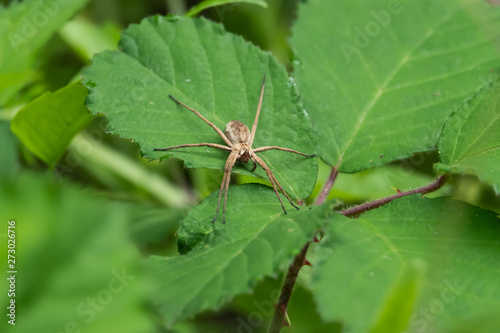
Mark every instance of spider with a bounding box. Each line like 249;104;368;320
154;76;315;223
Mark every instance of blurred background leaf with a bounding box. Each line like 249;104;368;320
0;0;89;106
59;15;120;62
0;121;19;178
11;81;90;165
0;173;155;333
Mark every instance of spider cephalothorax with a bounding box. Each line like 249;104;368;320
225;120;253;165
154;76;315;223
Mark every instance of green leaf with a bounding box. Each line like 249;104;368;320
0;0;89;105
185;0;268;18
312;195;500;333
11;82;90;165
437;79;500;193
292;0;500;172
83;15;317;199
0;121;19;179
146;184;329;327
0;173;154;333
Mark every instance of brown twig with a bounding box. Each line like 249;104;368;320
315;166;339;205
269;242;312;333
340;175;447;217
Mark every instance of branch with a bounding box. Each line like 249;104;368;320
315;166;339;205
340;175;446;217
269;241;312;333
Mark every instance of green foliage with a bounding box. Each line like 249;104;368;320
2;1;500;332
185;0;268;17
0;173;154;333
58;16;120;62
0;0;89;105
292;0;500;172
312;195;500;333
11;82;90;165
83;15;316;199
437;79;500;193
146;184;330;327
0;121;19;178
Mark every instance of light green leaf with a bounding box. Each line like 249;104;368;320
0;173;154;333
0;0;89;105
312;195;500;333
292;0;500;172
11;81;90;165
185;0;268;18
437;79;500;193
83;15;317;199
146;184;329;327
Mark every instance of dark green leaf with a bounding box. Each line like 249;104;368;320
292;0;500;172
83;15;317;199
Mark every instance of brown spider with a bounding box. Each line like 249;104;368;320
154;76;315;223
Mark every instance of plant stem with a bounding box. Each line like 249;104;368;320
340;175;447;217
269;241;311;333
69;132;190;207
166;0;186;15
315;166;339;205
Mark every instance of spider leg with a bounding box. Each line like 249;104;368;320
252;153;300;214
169;95;233;147
222;164;232;224
212;170;227;223
267;171;300;210
212;150;239;223
154;143;231;151
252;146;315;157
251;160;257;172
249;75;266;147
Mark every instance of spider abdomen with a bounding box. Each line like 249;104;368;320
225;120;250;144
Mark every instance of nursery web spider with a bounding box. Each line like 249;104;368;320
154;76;315;223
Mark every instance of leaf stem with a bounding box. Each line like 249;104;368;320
269;241;311;333
166;0;186;15
339;175;447;217
315;166;339;205
69;132;191;207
